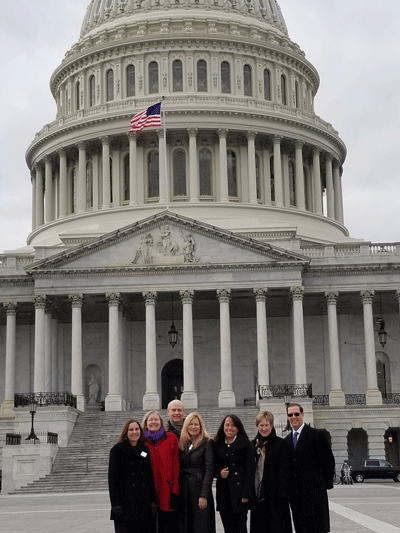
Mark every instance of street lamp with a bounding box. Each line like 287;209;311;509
26;399;39;441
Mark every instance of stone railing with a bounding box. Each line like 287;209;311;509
14;392;77;409
301;242;400;259
258;383;311;399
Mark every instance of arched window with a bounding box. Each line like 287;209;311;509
264;69;271;100
197;60;207;92
86;162;93;208
295;80;299;108
89;75;95;107
70;167;76;214
107;69;114;101
221;61;231;94
377;352;391;396
227;150;237;197
173;60;183;92
123;154;130;202
289;160;295;206
243;65;252;96
270;156;275;202
127;65;135;97
199;148;212;196
76;81;80;111
147;150;159;198
173;149;187;197
255;154;261;200
281;74;287;105
149;62;159;94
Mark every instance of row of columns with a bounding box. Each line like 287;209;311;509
31;130;344;230
2;287;393;417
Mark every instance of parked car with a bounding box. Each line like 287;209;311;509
348;459;400;482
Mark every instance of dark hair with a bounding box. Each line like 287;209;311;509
286;402;304;414
214;414;249;444
118;419;145;446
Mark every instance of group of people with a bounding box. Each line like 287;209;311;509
108;400;335;533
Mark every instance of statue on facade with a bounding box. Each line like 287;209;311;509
88;375;99;404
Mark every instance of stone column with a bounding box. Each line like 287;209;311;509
128;132;138;206
247;131;258;204
58;148;68;218
44;303;53;393
188;128;199;203
44;156;54;223
31;172;36;231
325;154;335;219
92;149;100;211
290;287;307;384
360;290;382;405
325;292;345;406
51;310;59;393
101;136;111;209
312;147;323;215
218;129;229;203
104;293;123;411
1;302;18;417
142;291;160;409
217;289;235;407
34;296;46;392
262;144;272;205
273;135;284;207
69;294;85;411
35;164;44;227
294;141;306;210
333;160;344;224
396;290;400;320
77;142;87;213
254;288;269;388
157;130;167;205
111;142;120;207
179;290;198;408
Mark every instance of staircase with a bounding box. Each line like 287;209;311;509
11;407;258;494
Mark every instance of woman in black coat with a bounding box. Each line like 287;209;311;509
108;419;156;533
178;412;216;533
214;414;255;533
250;411;292;533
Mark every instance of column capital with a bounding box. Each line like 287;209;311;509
127;132;138;141
44;154;52;164
360;290;374;304
313;146;322;155
57;147;67;157
187;128;198;138
217;128;229;138
396;290;400;304
100;136;110;146
325;152;334;163
179;289;194;304
69;294;84;308
253;287;268;302
76;141;86;151
246;131;258;140
156;129;164;139
273;135;283;144
332;158;340;169
33;295;47;309
325;291;339;305
106;292;121;307
143;291;157;305
217;288;231;303
294;140;304;150
3;302;18;315
290;286;305;301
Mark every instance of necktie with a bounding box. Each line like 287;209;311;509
293;431;299;449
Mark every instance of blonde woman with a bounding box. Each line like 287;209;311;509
178;412;216;533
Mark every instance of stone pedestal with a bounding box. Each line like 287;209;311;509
181;391;198;409
0;400;16;419
105;394;124;411
329;389;345;407
366;388;383;406
142;392;160;410
218;390;235;408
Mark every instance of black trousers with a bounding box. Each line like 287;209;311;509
114;519;155;533
157;510;179;533
219;510;248;533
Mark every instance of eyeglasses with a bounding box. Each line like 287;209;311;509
287;413;301;417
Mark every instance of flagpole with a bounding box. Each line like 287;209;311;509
162;96;169;211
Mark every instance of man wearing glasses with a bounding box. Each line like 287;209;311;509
285;402;335;533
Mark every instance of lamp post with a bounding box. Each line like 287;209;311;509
168;293;178;348
26;399;39;441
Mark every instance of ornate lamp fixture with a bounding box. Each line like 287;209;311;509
377;293;387;348
168;293;178;348
26;399;39;441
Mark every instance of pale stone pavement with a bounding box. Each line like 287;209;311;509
0;482;399;533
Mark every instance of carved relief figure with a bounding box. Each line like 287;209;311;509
159;225;179;256
181;232;197;263
133;233;154;264
88;375;99;404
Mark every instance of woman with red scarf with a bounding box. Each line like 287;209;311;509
142;410;180;533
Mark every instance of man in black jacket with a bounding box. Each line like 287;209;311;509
166;399;185;438
284;402;335;533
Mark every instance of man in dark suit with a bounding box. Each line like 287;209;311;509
166;399;185;439
284;402;335;533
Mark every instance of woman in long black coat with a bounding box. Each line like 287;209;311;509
214;414;255;533
108;419;156;533
250;411;292;533
178;412;216;533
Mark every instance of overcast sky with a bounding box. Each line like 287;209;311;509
0;0;399;252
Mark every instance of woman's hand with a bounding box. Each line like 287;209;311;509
241;498;249;503
220;467;229;479
198;497;207;510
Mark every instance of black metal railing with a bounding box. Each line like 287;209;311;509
6;431;58;445
14;391;77;408
258;384;312;399
313;395;329;406
345;394;366;405
382;393;400;404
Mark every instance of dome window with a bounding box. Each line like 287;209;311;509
173;60;183;92
107;69;114;101
197;60;207;92
221;61;231;94
227;149;237;197
173;149;187;197
89;75;95;107
263;69;271;101
281;74;287;106
127;65;135;97
147;150;159;198
199;148;212;196
243;65;252;96
75;81;81;111
149;62;159;94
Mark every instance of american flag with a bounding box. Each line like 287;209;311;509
129;102;162;132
